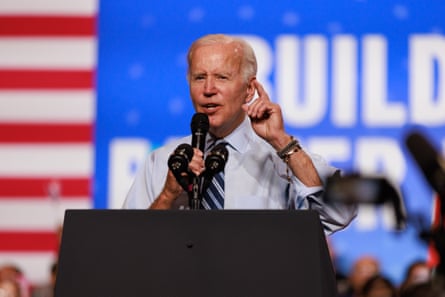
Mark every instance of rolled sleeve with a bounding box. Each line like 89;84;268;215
290;152;358;235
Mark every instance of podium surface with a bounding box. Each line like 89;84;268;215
55;210;336;297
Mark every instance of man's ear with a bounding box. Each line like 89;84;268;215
245;77;256;102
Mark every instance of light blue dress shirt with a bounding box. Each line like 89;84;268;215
123;117;357;234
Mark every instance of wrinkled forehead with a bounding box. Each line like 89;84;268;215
190;43;243;71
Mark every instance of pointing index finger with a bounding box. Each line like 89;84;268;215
254;80;269;101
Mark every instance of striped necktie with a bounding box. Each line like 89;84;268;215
202;170;225;209
201;141;226;209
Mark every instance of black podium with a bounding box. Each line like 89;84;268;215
55;210;337;297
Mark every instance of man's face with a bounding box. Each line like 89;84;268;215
188;43;254;138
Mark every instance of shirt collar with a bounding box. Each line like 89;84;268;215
206;116;253;154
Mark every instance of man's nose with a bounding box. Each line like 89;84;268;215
204;78;216;94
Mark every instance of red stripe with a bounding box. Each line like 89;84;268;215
428;195;441;267
0;70;94;89
0;16;96;36
0;123;93;143
0;177;90;198
0;231;59;252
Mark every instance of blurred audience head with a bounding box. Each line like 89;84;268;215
399;260;432;293
399;282;445;297
0;265;21;283
0;278;21;297
361;274;397;297
349;255;381;295
0;264;30;297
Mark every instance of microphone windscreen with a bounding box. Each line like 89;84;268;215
205;143;228;174
212;143;228;161
168;143;193;174
191;113;209;133
176;143;194;161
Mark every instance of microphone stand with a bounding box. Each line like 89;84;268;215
189;175;202;210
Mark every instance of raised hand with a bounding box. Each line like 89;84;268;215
243;80;289;150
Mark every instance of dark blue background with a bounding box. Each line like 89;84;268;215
96;0;445;283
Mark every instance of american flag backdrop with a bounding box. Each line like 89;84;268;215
0;0;97;285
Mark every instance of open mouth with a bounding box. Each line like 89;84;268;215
203;103;220;111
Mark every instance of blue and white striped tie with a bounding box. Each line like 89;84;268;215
202;170;225;209
202;141;226;209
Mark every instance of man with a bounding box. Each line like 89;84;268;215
123;34;357;234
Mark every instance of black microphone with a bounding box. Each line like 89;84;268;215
405;131;445;199
189;113;209;209
168;143;194;191
202;143;229;191
191;112;209;152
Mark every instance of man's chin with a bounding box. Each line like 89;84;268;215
207;113;220;124
208;119;225;136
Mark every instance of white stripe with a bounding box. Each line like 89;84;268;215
202;199;210;210
207;190;223;209
0;90;95;123
0;0;97;15
0;199;91;230
0;38;97;69
0;252;57;285
0;144;93;177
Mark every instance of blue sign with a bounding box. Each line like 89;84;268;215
96;0;445;284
